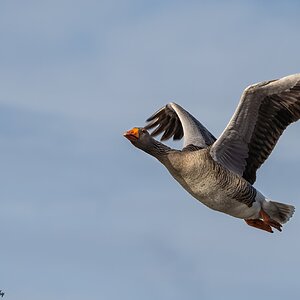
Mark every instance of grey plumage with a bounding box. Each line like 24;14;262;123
125;73;300;233
145;102;216;148
210;74;300;184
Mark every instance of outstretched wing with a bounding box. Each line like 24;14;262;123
145;102;216;148
210;73;300;184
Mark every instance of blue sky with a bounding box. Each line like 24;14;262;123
1;1;300;299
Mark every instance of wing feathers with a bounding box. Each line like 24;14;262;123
210;73;300;183
145;102;215;148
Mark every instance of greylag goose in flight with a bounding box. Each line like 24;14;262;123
124;74;300;233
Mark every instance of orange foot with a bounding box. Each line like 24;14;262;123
245;219;273;233
245;209;282;233
260;209;282;232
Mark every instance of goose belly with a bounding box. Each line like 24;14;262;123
172;169;261;220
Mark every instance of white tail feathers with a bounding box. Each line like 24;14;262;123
263;200;295;224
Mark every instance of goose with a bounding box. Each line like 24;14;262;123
124;73;300;233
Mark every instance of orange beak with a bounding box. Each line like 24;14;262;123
123;127;139;141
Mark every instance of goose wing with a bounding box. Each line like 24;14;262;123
210;73;300;184
145;102;216;148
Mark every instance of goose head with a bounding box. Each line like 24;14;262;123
123;127;153;150
124;127;172;159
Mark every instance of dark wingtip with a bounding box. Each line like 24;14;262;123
146;106;166;122
144;103;184;142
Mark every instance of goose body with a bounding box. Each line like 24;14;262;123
124;74;300;233
164;149;260;220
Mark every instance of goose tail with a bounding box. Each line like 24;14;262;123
262;200;295;224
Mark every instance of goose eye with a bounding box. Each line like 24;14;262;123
141;128;146;133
